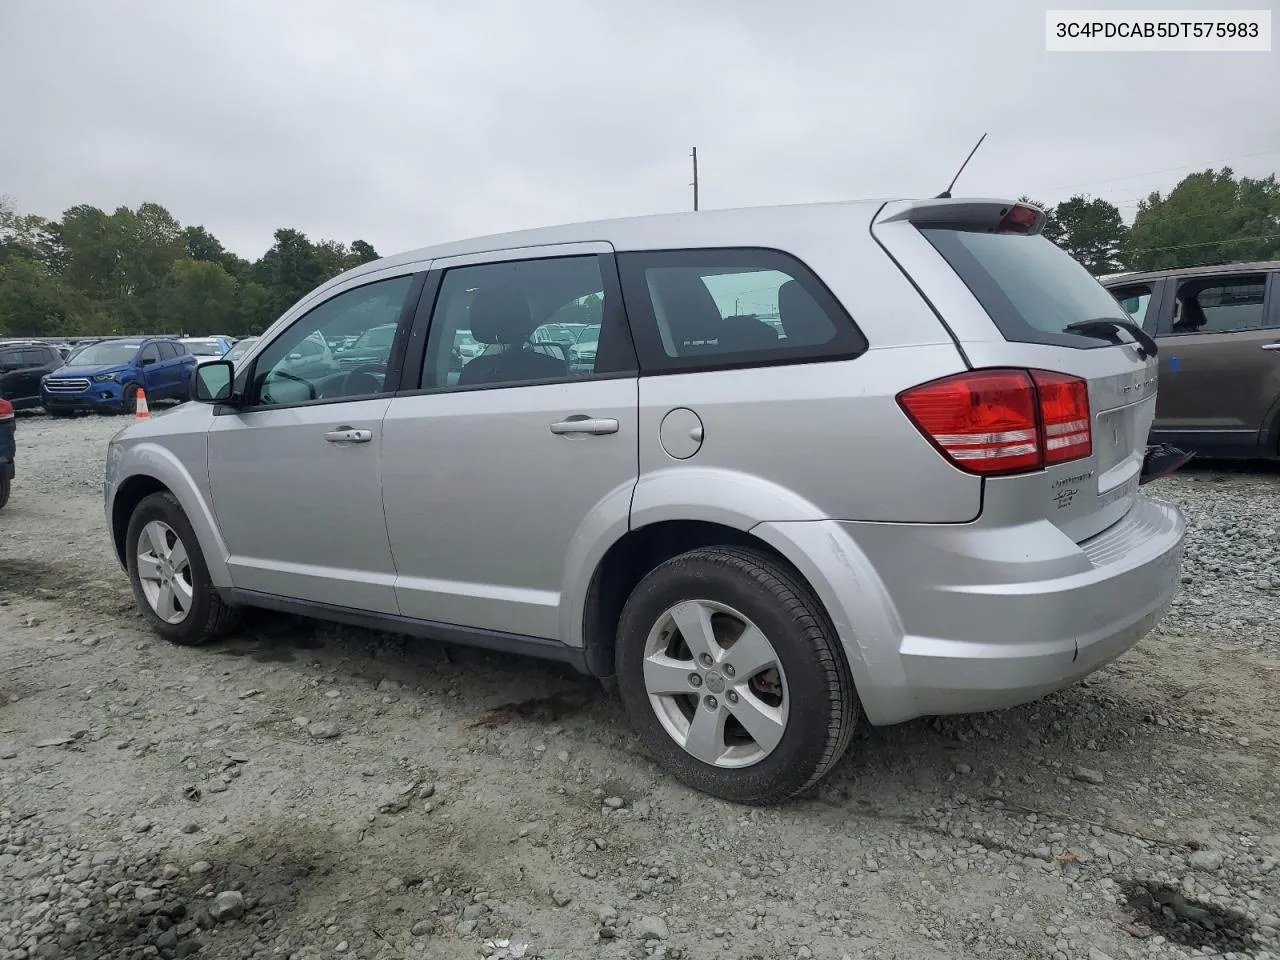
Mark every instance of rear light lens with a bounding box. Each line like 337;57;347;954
995;203;1041;234
897;368;1091;476
1031;370;1092;464
0;398;13;421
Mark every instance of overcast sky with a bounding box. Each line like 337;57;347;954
2;0;1277;259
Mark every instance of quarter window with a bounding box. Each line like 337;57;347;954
1171;275;1269;335
420;255;632;390
1108;283;1155;331
249;275;415;407
617;248;865;371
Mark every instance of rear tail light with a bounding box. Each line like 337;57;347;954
0;398;13;422
897;368;1091;475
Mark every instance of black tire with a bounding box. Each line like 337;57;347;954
125;491;241;645
120;383;139;415
615;546;859;805
0;476;9;509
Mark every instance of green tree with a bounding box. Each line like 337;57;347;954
160;260;238;335
349;239;380;265
1124;168;1280;270
234;280;274;335
1049;196;1126;275
0;258;79;337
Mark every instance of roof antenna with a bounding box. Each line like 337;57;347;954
935;133;987;199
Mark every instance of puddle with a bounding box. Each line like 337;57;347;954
1122;879;1259;951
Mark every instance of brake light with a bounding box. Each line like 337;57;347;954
897;368;1091;475
995;203;1041;234
0;398;13;422
1031;370;1092;464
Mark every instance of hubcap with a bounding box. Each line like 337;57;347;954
641;599;789;769
135;520;194;624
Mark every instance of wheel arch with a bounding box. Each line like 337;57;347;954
108;443;231;587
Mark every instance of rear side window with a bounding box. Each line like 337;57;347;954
158;342;180;360
617;248;866;372
920;228;1130;349
1171;275;1269;334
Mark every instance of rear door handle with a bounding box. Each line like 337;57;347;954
324;427;372;443
1262;343;1280;351
549;416;619;436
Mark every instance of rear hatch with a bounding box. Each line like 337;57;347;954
872;199;1158;542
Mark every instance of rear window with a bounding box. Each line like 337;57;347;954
919;228;1130;348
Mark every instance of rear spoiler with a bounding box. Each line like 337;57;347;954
874;199;1047;236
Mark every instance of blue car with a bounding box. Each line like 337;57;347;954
40;337;198;416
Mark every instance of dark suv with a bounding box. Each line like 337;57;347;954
0;341;64;410
1104;261;1280;458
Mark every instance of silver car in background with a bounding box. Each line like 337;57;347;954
104;198;1185;803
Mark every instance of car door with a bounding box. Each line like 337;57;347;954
1152;270;1280;452
206;271;423;613
161;342;195;398
381;245;640;640
136;342;164;395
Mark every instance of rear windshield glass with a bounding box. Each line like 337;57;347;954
919;228;1129;348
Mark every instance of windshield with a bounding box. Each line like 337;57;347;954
69;342;139;366
224;339;256;362
183;340;224;356
576;325;599;344
353;325;397;349
919;228;1128;349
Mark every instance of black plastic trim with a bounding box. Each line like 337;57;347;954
223;588;594;674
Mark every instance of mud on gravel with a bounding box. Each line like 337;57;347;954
2;412;1278;960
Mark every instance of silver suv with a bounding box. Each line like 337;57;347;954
105;198;1186;804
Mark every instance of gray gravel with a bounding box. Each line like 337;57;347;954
1;413;1278;960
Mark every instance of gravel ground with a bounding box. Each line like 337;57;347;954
1;412;1278;960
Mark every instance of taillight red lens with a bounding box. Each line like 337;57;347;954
995;204;1041;234
1031;370;1092;464
898;368;1092;475
0;398;14;421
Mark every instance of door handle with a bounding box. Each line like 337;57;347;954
549;416;620;436
1262;343;1280;351
324;427;372;443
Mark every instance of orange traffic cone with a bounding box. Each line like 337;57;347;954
134;387;150;419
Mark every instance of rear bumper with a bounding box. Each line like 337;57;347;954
755;495;1184;725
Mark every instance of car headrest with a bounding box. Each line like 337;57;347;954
469;285;536;345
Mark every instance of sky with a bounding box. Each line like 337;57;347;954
1;0;1278;260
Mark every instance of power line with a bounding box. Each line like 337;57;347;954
1125;232;1280;255
1031;146;1280;197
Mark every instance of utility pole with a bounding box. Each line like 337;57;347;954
690;147;699;212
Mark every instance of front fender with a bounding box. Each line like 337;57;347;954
107;437;231;588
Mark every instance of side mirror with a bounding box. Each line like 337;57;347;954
192;360;235;404
140;357;157;366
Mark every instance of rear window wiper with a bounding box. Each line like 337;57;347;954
1064;318;1158;359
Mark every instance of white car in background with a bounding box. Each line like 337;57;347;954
179;337;233;364
222;336;259;370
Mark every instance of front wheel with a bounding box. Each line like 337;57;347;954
119;383;139;415
125;492;241;645
615;546;859;805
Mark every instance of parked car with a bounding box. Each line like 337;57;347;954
0;397;13;508
41;337;197;415
105;198;1187;804
1103;261;1280;458
222;336;259;370
335;322;400;370
180;336;234;364
567;324;599;374
0;341;65;410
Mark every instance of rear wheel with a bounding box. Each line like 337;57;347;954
615;546;858;804
126;492;241;645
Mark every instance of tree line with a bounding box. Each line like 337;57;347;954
0;198;380;339
3;165;1280;339
1022;166;1280;275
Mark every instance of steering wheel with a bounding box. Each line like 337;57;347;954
260;368;316;405
341;363;386;397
